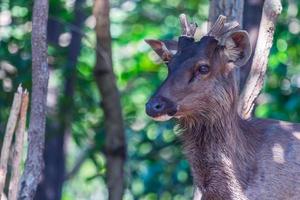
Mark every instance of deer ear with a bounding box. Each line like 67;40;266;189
145;39;177;63
223;30;251;67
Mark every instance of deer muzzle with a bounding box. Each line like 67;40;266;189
145;96;177;121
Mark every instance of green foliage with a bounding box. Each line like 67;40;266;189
1;0;300;199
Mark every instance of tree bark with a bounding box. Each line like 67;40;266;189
8;90;29;200
209;0;282;119
208;0;245;94
209;0;244;28
238;0;282;119
18;0;49;198
240;0;264;90
93;0;126;200
0;86;22;200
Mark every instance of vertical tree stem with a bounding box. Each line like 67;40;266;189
93;0;126;199
208;0;245;95
209;0;244;28
240;0;264;90
18;0;49;198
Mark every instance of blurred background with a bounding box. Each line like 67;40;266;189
0;0;300;199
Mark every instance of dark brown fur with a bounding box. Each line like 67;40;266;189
146;22;300;200
177;75;261;199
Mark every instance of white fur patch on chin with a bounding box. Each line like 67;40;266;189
151;115;173;121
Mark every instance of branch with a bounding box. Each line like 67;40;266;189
8;90;29;200
238;0;282;119
18;0;49;198
0;86;23;200
64;144;93;181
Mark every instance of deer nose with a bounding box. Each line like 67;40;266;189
152;101;165;112
145;96;177;118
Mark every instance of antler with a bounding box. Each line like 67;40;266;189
179;14;197;37
178;14;240;41
207;15;240;45
208;15;227;37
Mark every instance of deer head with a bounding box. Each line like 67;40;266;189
145;14;251;121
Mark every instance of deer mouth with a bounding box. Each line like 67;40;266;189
151;105;182;121
151;114;174;121
148;108;178;121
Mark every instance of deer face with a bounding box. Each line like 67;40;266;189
145;15;251;121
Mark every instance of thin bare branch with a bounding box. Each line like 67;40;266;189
238;0;282;119
8;90;29;200
64;144;93;181
0;85;23;200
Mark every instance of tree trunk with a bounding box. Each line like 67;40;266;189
35;0;85;199
240;0;264;90
34;124;65;200
208;0;282;119
208;0;245;95
93;0;126;200
18;0;49;198
238;0;282;118
209;0;244;27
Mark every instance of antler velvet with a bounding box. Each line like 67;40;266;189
179;14;197;38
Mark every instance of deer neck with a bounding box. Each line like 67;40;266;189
178;108;260;199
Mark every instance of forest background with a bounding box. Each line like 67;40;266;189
0;0;300;199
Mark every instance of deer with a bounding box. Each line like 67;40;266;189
145;14;300;200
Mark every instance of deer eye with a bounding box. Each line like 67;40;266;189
189;64;210;84
199;64;209;74
195;64;210;77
